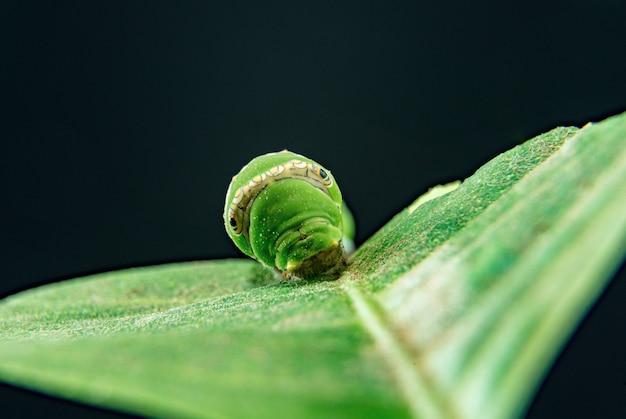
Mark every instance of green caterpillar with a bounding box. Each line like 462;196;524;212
224;150;355;280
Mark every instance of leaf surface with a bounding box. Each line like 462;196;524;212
1;112;625;418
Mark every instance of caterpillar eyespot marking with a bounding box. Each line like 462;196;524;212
224;150;355;280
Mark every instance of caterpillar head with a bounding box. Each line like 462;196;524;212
224;150;351;279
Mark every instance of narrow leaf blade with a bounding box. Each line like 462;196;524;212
1;112;625;419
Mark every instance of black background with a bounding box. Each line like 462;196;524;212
2;1;625;418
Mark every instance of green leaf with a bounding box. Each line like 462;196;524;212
1;112;625;418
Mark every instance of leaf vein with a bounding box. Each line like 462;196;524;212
343;284;456;419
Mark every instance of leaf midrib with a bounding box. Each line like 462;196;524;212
343;283;454;419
